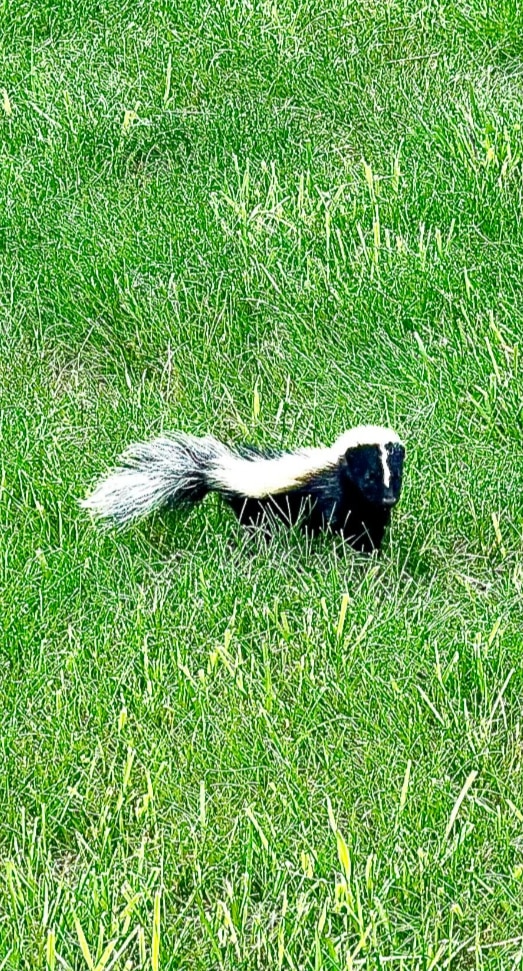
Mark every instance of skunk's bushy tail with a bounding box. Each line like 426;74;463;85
80;433;232;526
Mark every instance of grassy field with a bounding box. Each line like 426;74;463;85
2;0;523;967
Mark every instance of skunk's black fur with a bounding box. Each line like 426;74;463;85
81;426;405;553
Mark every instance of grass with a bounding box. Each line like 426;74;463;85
1;0;523;967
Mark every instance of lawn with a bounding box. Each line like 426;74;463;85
1;1;523;967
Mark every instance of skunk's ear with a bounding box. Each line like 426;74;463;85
387;442;405;467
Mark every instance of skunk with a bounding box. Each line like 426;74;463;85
81;425;405;552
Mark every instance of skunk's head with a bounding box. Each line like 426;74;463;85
337;426;405;508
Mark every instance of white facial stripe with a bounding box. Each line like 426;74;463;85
380;444;391;488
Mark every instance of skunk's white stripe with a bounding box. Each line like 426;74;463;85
209;447;335;498
335;425;401;450
210;425;401;498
